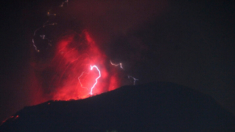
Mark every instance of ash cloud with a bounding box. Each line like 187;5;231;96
29;0;169;103
2;0;235;123
65;0;169;77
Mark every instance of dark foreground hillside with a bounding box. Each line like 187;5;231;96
1;82;235;132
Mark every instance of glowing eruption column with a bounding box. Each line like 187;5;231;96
30;0;122;102
89;65;101;95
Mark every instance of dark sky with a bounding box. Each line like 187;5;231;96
0;0;235;122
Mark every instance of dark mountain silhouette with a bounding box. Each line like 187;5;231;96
1;82;235;132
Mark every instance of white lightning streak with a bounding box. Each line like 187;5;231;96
128;75;138;85
77;72;87;88
110;60;124;69
89;65;101;95
32;39;40;52
32;0;68;53
32;22;57;52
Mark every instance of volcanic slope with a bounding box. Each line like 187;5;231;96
1;82;235;132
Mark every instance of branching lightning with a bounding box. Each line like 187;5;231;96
89;65;101;95
32;0;67;53
30;0;139;101
128;75;138;85
110;60;139;85
77;65;102;94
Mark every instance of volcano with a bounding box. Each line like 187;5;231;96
1;82;235;132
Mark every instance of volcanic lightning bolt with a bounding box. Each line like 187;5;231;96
89;65;101;95
128;75;139;85
110;60;139;85
30;0;138;102
110;60;124;69
78;72;87;89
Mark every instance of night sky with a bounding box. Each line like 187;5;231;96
0;0;235;122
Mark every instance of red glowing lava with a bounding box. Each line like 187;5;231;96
33;30;121;101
